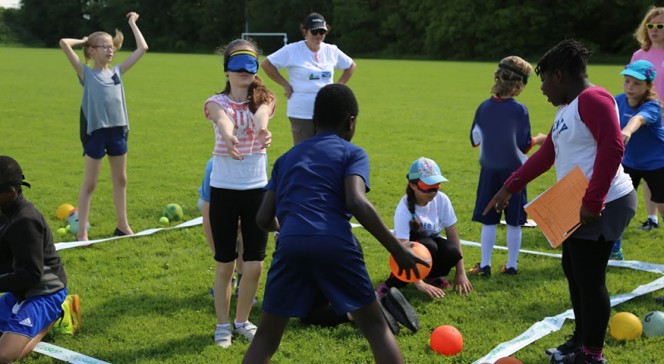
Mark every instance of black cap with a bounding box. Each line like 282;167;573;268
303;13;327;30
0;156;30;191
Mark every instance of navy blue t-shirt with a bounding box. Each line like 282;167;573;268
266;132;370;241
470;97;533;170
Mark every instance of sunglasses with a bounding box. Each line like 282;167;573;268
310;29;327;36
646;23;664;30
93;44;114;50
415;180;440;194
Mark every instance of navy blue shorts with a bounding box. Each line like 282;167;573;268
0;289;67;338
83;126;128;159
472;168;528;226
262;235;375;318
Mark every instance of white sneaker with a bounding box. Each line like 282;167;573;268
233;321;257;341
214;325;232;348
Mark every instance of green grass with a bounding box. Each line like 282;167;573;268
2;46;663;363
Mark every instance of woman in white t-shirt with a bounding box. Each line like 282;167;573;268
262;12;356;144
376;157;474;299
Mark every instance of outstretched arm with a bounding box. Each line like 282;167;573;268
256;190;280;232
119;12;149;74
205;102;242;160
345;175;428;281
59;37;87;80
445;224;473;295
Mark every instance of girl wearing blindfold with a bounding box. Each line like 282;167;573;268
203;38;276;349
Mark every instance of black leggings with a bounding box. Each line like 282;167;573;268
209;187;267;263
562;236;613;350
385;235;462;288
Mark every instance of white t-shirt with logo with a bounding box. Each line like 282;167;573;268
393;192;458;240
267;40;354;119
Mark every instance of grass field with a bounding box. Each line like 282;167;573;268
2;46;664;363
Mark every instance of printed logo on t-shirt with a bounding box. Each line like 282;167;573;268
19;317;33;327
308;73;321;80
321;71;332;78
552;117;568;138
111;73;121;85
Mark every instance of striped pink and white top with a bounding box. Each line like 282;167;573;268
204;94;273;156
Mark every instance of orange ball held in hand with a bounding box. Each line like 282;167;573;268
389;241;432;283
430;325;464;356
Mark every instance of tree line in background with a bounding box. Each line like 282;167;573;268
0;0;658;60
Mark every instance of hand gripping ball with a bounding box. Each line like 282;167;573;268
389;241;432;283
609;312;643;341
430;325;463;356
642;311;664;338
56;204;75;221
164;203;184;222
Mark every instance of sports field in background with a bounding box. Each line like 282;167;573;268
2;46;663;363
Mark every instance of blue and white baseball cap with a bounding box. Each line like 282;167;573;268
621;60;657;82
407;157;448;185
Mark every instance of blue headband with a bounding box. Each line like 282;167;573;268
225;51;259;74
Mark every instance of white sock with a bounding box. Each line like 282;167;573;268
234;321;247;329
480;224;497;267
648;215;658;224
506;225;522;269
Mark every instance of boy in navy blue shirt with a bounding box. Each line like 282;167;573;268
244;84;426;363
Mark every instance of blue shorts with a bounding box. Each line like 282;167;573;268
0;289;67;338
472;168;528;226
262;235;375;318
83;126;128;159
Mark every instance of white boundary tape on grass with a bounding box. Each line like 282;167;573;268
473;276;664;363
54;217;203;251
33;342;110;364
49;220;664;363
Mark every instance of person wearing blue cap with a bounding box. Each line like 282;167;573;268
610;60;664;260
630;7;664;232
203;38;276;348
262;12;356;145
376;157;474;299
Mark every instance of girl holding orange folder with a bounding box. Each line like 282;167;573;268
484;40;636;364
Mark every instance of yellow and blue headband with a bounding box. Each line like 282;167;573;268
225;50;259;74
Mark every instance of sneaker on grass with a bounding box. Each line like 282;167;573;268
545;335;581;358
609;248;624;261
214;325;232;348
469;263;491;278
376;293;399;335
500;265;518;275
233;321;257;341
382;287;419;333
638;217;659;231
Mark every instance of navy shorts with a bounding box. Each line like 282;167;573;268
83;126;128;159
0;289;67;338
262;235;375;318
472;168;528;226
623;165;664;203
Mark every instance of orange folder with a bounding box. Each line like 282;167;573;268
524;166;589;248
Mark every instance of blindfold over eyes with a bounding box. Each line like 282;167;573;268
225;51;259;74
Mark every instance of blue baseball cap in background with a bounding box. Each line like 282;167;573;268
407;157;448;185
621;60;657;82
